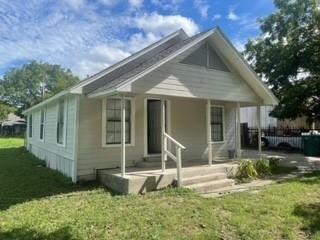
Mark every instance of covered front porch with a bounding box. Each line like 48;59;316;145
89;93;264;194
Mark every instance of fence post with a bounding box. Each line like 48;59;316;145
257;105;262;159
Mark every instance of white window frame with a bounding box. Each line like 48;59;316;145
28;114;33;138
56;99;67;147
39;108;46;142
101;97;135;148
211;105;225;143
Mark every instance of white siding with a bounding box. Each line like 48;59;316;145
26;95;77;179
127;40;260;104
77;96;145;180
130;62;259;103
171;98;236;160
77;96;236;180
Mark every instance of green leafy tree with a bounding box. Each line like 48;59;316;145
0;61;79;112
0;102;15;121
245;0;320;125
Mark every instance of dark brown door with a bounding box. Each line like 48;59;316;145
147;100;161;154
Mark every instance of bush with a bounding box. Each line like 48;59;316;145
269;157;280;170
254;159;271;177
236;160;258;181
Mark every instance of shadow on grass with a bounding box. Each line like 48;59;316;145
0;147;101;210
293;202;320;237
0;226;73;240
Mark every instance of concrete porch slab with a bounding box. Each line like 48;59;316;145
98;163;238;194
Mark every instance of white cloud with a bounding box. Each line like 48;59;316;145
99;0;120;6
128;0;143;8
62;0;85;10
134;12;199;36
228;8;239;21
212;14;221;20
151;0;183;11
0;1;200;79
193;0;209;18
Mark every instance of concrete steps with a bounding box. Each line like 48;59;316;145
181;172;226;185
180;165;236;194
185;178;235;193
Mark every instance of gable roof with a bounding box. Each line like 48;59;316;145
71;28;189;94
88;27;278;105
23;27;278;114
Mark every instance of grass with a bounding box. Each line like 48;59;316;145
0;138;320;239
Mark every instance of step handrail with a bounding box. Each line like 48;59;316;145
163;132;186;149
162;132;186;187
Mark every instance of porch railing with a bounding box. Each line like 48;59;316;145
162;132;186;187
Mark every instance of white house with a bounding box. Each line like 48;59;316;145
23;27;278;194
241;106;277;128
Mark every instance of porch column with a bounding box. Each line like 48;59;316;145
236;102;241;159
120;95;126;177
206;99;213;166
161;99;166;172
257;105;262;159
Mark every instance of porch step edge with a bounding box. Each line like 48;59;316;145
185;179;235;194
181;173;227;185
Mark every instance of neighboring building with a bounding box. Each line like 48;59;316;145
241;106;320;129
0;113;26;136
23;27;278;193
241;106;277;128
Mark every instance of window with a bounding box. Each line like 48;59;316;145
211;106;224;142
57;100;65;145
40;109;45;141
103;98;133;145
28;114;32;138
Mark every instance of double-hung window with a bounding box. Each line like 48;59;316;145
28;114;33;138
103;98;133;146
57;100;65;145
211;106;224;142
40;109;45;141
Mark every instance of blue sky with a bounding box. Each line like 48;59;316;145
0;0;276;79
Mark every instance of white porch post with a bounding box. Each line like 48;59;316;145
206;99;213;166
120;95;126;177
236;102;241;159
161;99;166;172
257;105;262;159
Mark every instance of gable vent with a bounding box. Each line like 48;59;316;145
181;42;230;72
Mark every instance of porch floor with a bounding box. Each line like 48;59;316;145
97;159;238;194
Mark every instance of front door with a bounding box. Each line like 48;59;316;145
147;99;162;154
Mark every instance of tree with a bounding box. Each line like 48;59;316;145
245;0;320;125
0;61;79;113
0;102;15;121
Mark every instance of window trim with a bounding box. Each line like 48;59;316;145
28;114;33;138
56;99;67;147
101;97;135;148
211;105;225;144
39;108;46;142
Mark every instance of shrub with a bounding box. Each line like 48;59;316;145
254;159;271;177
236;160;258;181
269;157;280;170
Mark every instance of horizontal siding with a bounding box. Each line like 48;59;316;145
170;98;236;160
131;62;259;102
77;95;237;179
26;95;77;178
77;96;145;179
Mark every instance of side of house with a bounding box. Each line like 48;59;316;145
26;94;79;180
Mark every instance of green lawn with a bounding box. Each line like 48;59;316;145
0;138;320;240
